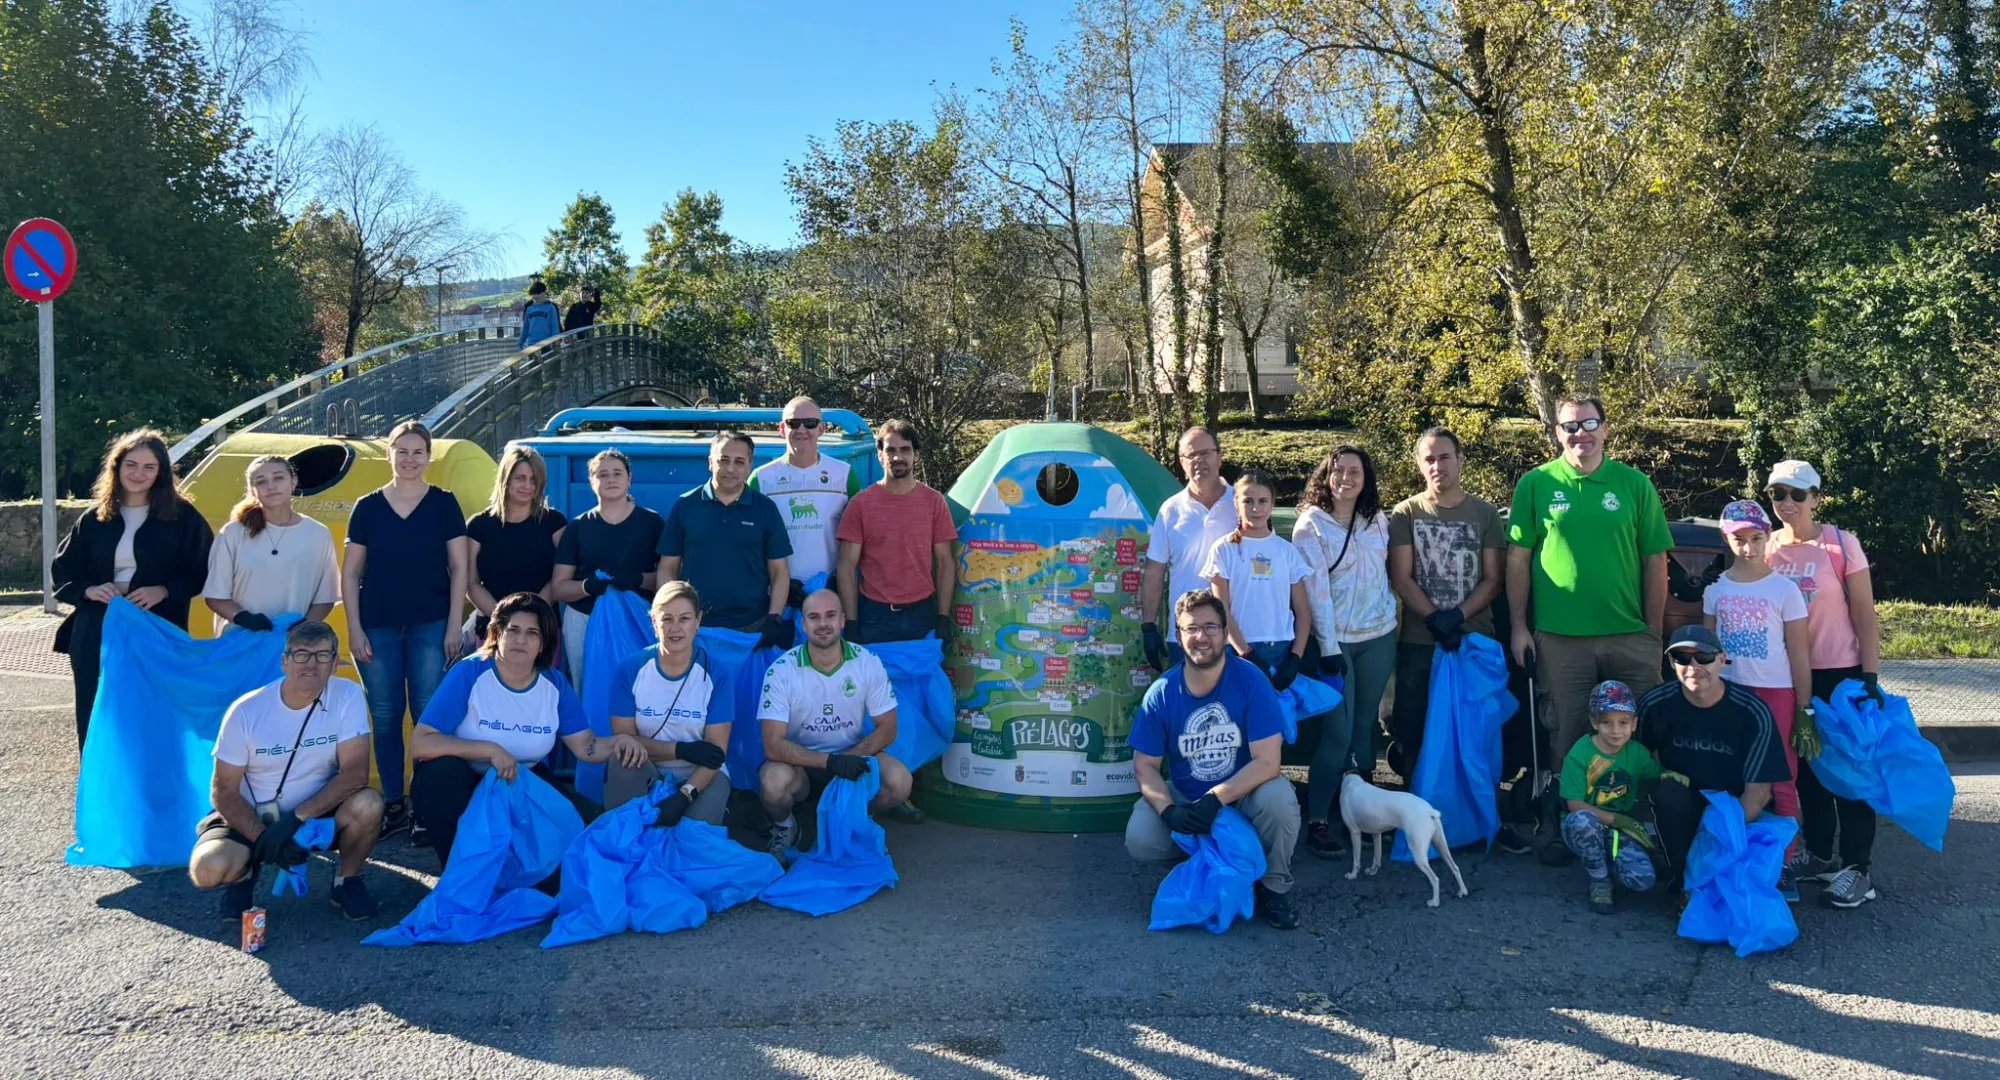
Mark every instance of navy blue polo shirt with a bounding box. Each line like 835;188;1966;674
657;482;792;631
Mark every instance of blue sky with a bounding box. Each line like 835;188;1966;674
289;1;1075;276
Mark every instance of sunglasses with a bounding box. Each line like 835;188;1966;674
783;418;822;430
1556;418;1604;434
1668;649;1720;667
1765;487;1816;502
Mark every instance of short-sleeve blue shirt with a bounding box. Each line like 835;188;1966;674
657;483;792;631
416;656;588;766
1127;654;1284;800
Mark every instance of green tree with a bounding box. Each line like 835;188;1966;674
630;189;760;391
540;192;630;311
0;0;317;495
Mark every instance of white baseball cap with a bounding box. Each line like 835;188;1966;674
1766;460;1822;491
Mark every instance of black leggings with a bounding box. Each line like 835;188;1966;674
409;756;563;891
1649;775;1702;886
1799;666;1878;870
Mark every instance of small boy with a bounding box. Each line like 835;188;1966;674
1561;681;1668;914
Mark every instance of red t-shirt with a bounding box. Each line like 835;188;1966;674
836;483;958;604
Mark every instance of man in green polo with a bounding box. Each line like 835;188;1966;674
1506;396;1671;860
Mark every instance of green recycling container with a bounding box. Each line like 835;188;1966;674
915;423;1183;831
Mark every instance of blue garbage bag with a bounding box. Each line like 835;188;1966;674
269;817;337;898
364;771;584;947
67;601;298;868
866;636;956;770
1148;807;1266;934
541;780;783;948
575;588;655;803
1814;680;1954;852
1395;633;1515;861
704;625;782;786
1678;790;1799;957
761;759;898;916
1277;674;1341;745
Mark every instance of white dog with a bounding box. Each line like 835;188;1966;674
1339;772;1468;908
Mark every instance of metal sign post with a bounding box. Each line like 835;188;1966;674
6;218;78;614
38;302;55;613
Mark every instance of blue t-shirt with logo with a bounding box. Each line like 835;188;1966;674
416;656;588;766
1127;654;1284;800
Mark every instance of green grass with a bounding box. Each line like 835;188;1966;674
1879;601;2000;660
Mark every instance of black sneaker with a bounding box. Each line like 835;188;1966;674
1494;825;1533;855
379;799;411;839
408;819;432;848
217;875;256;920
329;877;379;921
1253;884;1299;930
1303;821;1349;860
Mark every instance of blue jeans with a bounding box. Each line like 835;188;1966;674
852;594;935;644
1563;810;1658;891
1242;640;1293;675
356;620;448;801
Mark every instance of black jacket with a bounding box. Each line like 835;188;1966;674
563;299;601;332
51;501;214;649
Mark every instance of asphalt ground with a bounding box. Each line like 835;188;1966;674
2;672;1997;1079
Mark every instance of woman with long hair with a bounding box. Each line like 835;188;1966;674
203;454;338;633
408;592;644;868
51;428;214;748
1293;445;1399;859
465;445;567;641
341;420;471;840
551;448;665;688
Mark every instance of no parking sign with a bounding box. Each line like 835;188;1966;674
5;218;77;302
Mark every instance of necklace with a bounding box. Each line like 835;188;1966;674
267;519;290;557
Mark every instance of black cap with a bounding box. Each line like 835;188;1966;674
1665;625;1722;654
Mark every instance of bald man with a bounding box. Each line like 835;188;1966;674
750;396;859;590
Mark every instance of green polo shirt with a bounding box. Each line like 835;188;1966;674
1507;457;1671;637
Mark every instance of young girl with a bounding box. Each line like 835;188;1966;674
1560;681;1665;914
1201;470;1313;690
1764;459;1884;910
1703;499;1812;899
204;455;340;635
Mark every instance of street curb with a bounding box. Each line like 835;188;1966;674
1921;725;2000;765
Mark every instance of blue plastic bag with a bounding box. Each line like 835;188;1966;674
67;601;298;868
574;588;655;803
1277;674;1341;744
866;636;957;770
705;625;782;787
269;817;336;898
364;771;584;947
761;760;898;916
1814;680;1954;852
1148;807;1266;934
542;781;782;948
1395;634;1515;861
1678;790;1799;957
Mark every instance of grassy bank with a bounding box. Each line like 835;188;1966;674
1879;601;2000;660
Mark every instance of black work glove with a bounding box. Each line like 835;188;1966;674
652;790;691;828
787;578;808;611
582;575;610;597
612;568;644;593
825;753;869;781
674;740;726;770
1159;802;1200;835
1141;622;1167;671
1182;793;1224;835
231;611;275;632
1437;628;1465;652
1271;652;1301;692
251;811;306;865
934;608;957;640
1322;651;1348;679
1860;672;1886;707
1425;607;1464;639
756;613;795;651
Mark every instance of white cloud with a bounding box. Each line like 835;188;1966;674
1090;483;1144;520
971;483;1013;515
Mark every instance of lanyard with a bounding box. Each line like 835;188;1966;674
646;648;705;742
249;697;322;809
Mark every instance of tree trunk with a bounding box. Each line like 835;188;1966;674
1117;9;1170;461
1200;50;1232;432
1238;324;1265;421
1066;169;1096;394
1161;161;1194;433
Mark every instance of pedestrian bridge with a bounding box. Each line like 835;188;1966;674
168;322;720;468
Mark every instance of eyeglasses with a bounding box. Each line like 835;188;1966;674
285;649;337;665
1668;649;1719;667
1179;447;1219;460
783;418;822;430
1179;622;1225;638
1765;487;1816;502
1556;418;1604;434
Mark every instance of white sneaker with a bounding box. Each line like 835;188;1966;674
766;817;797;859
1821;866;1877;909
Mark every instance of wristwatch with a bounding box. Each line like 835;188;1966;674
679;782;700;801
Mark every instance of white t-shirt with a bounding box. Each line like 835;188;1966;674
757;641;898;754
212;677;370;814
204;516;340;621
1201;532;1310;645
1145;486;1239;642
1293;506;1397;644
418;656;589;765
1703;571;1808;689
750;455;858;583
114;506;148;585
607;645;734;781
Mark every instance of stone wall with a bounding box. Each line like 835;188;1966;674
0;501;93;585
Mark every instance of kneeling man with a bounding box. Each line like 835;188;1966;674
190;620;383;920
1126;589;1301;929
757;589;914;857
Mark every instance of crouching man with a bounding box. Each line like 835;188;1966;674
1125;589;1301;929
189;620;383;920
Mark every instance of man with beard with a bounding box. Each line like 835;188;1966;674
1124;589;1300;929
834;419;958;645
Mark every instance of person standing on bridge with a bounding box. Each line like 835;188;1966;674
657;431;794;649
202;455;339;636
750;397;859;602
834;419;956;646
562;286;602;334
53;428;215;750
552;448;665;687
466;445;567;643
518;281;563;350
1141;427;1239;674
342;420;472;842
